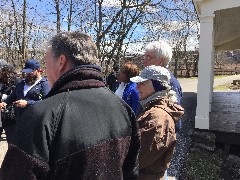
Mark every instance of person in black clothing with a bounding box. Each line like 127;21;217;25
0;60;21;141
106;65;119;92
1;31;140;180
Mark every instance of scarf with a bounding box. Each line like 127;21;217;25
139;90;178;111
46;65;105;98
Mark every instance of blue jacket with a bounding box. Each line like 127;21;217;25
122;81;140;114
169;70;183;131
4;77;50;122
169;71;182;104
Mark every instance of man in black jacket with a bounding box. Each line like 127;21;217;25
1;31;140;180
106;65;119;92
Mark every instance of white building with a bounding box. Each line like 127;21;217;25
193;0;240;129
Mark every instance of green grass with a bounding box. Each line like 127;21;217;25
179;75;228;80
214;84;231;91
178;77;197;80
214;75;228;79
214;83;240;90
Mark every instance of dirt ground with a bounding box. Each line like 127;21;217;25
0;133;7;165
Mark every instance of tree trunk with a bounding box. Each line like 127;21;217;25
55;0;61;33
11;0;22;65
22;0;27;61
68;0;73;31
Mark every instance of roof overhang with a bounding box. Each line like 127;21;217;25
214;6;240;50
193;0;240;51
193;0;204;16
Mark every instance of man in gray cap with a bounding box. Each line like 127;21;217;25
0;59;50;125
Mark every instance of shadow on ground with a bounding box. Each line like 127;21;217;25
168;92;240;180
168;92;197;179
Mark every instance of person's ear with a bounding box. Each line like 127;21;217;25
58;54;67;72
159;57;165;66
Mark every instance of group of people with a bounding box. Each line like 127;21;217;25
0;59;50;143
0;31;184;180
108;41;183;130
106;40;184;179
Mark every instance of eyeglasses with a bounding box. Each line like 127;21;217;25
142;55;158;62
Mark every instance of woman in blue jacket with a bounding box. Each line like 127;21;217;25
115;62;140;114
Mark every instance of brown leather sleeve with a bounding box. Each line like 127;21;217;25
138;108;176;170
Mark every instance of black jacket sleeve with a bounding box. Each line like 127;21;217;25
122;107;141;179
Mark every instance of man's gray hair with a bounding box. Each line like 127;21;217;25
48;31;99;66
145;40;173;67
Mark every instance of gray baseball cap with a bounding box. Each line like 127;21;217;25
130;65;171;84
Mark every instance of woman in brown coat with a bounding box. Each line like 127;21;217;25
131;65;184;180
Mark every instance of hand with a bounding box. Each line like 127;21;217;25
0;102;7;110
1;94;7;100
13;100;28;108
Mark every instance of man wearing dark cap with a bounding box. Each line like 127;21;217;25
0;59;50;124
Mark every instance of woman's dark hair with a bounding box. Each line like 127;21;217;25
49;31;99;66
151;80;167;92
0;65;16;86
120;62;139;82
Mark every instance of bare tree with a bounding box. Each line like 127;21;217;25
22;0;27;61
0;0;199;77
67;0;73;31
0;0;56;70
140;0;199;77
93;0;165;72
54;0;61;33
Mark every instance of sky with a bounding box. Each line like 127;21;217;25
1;0;199;53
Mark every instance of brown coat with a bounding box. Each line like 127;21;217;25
137;97;184;178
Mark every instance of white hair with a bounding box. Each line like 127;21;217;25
145;40;173;67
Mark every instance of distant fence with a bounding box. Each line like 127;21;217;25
214;65;240;75
177;69;197;77
174;65;240;77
